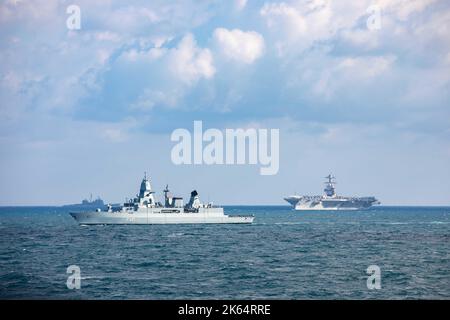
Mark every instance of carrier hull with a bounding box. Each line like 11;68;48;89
292;200;376;210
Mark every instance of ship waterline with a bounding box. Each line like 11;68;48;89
70;210;253;225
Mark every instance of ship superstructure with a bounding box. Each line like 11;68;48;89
284;174;379;210
70;174;254;224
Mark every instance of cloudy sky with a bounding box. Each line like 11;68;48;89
0;0;449;205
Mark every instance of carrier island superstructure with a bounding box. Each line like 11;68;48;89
284;175;380;210
70;174;254;225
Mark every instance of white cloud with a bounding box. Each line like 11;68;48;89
213;28;265;64
100;117;141;143
336;55;396;78
101;6;161;32
101;128;127;143
379;0;437;21
119;47;167;62
0;0;59;24
112;33;216;111
235;0;248;11
168;34;215;84
94;31;122;42
340;29;379;49
260;2;308;32
1;71;22;93
260;1;340;56
312;55;396;98
259;0;441;57
129;88;179;111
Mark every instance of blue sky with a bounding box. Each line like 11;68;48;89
0;0;449;205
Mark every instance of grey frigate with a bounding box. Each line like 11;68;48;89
284;174;380;210
70;174;254;224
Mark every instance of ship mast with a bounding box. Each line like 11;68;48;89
163;184;171;207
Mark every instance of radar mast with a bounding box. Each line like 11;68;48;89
323;174;336;197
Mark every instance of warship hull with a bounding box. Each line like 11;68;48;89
70;209;254;225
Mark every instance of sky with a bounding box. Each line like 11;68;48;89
0;0;449;206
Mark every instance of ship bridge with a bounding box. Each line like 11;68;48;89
137;173;156;206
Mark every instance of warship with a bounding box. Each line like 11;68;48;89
62;195;106;210
284;174;380;210
70;174;254;225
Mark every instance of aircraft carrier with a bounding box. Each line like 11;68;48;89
284;174;380;210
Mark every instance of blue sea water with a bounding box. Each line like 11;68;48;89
0;206;448;299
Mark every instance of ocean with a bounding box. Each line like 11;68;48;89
0;206;448;299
